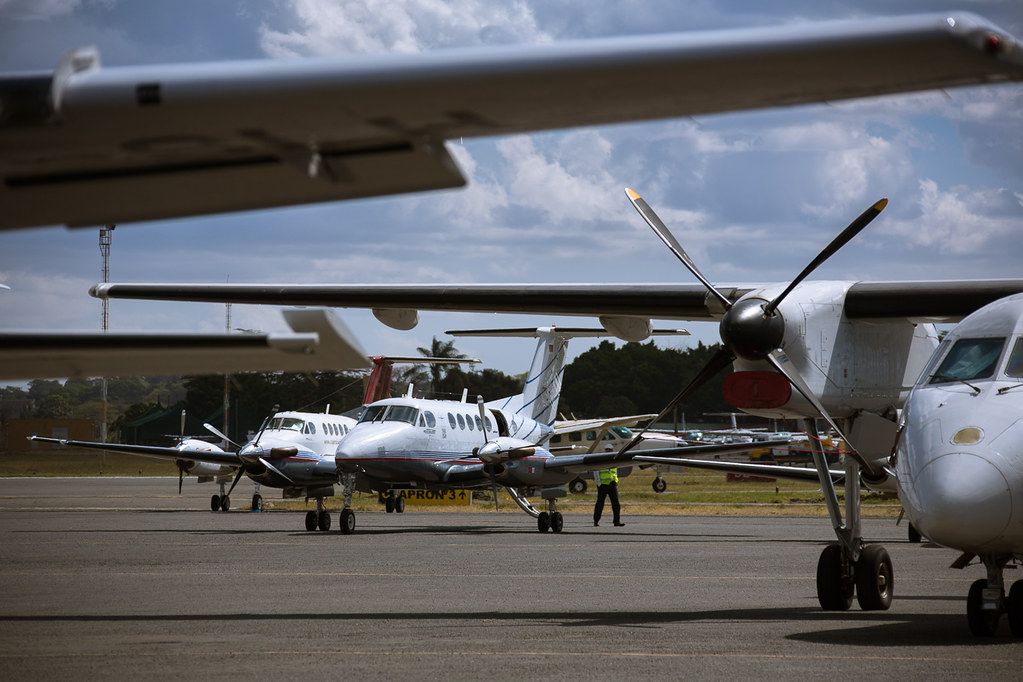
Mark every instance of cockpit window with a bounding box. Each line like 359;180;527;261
273;418;304;432
359;405;387;423
384;405;419;425
1005;338;1023;378
611;426;633;438
928;337;1006;384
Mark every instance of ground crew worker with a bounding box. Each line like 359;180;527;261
592;467;624;527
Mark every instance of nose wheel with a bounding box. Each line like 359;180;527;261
537;498;564;533
963;556;1023;638
652;476;667;493
305;498;332;532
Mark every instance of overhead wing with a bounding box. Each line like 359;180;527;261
93;279;1023;324
553;415;657;435
0;308;369;380
4;13;1022;229
632;454;843;482
542;440;789;474
27;437;241;467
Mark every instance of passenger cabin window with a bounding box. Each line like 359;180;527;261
603;432;615;441
1006;338;1023;378
457;414;465;430
467;415;475;431
418;414;425;427
585;430;596;441
448;413;456;429
308;422;316;435
551;434;563;444
360;405;387;423
569;432;582;443
484;417;493;432
475;416;483;431
425;412;436;428
929;337;1006;384
321;423;327;434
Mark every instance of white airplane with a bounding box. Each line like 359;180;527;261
1;13;1021;229
95;188;1023;611
331;327;781;534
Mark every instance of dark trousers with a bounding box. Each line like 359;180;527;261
594;483;620;524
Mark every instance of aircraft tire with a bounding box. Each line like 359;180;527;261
1007;582;1023;638
569;478;587;494
967;579;1001;637
551;512;564;533
652;477;668;493
908;523;922;543
854;544;893;611
220;495;230;512
395;496;405;513
210;495;221;512
816;544;853;611
304;510;318;532
537;511;551;533
385;496;395;513
317;510;332;532
251;494;263;512
340;509;356;535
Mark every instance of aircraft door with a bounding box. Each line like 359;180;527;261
490;409;510;437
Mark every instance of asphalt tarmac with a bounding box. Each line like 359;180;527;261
1;478;1020;679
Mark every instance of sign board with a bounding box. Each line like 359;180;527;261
396;489;471;506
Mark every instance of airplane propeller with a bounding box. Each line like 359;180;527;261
477;396;500;511
619;187;887;481
202;422;242;450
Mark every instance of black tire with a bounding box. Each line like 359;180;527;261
551;511;564;534
968;578;1001;637
1007;582;1023;638
251;494;263;512
304;510;317;532
210;495;221;512
569;478;587;494
652;477;668;494
340;508;356;535
385;496;395;513
855;544;893;611
395;496;405;513
908;523;922;543
537;511;551;533
816;544;853;611
317;510;332;532
220;495;230;512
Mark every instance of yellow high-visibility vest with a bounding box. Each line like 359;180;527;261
598;468;619;485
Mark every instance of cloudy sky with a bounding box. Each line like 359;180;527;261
1;0;1021;377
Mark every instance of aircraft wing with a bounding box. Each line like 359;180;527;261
4;12;1022;229
553;414;658;435
27;437;241;467
93;279;1023;324
0;308;370;380
632;454;843;482
542;440;790;474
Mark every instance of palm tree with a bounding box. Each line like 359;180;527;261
416;337;467;396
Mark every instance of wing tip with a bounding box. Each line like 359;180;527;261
625;187;641;201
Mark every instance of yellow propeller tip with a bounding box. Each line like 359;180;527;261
625;187;641;201
874;198;889;211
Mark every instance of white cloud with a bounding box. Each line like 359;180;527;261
0;0;83;21
259;0;551;57
892;179;1023;255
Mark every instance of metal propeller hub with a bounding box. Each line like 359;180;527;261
719;298;785;361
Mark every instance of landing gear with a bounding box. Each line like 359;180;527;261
907;523;921;543
317;510;331;531
219;495;231;512
569;477;587;494
537;496;564;533
309;498;330;532
816;544;853;611
394;496;405;513
968;579;1002;637
965;555;1009;637
304;510;317;531
251;494;263;512
210;494;221;512
338;474;357;535
385;493;395;513
652;476;667;493
211;481;231;512
855;544;893;611
550;511;564;533
537;511;550;533
1007;581;1023;638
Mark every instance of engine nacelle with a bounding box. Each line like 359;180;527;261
599;315;652;342
179;460;231;477
373;308;419;330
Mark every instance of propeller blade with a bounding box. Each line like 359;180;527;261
491;473;500;512
477;395;488;447
619;346;735;456
178;467;183;495
763;351;879;477
225;466;246;497
202;422;241;450
625;187;733;310
764;198;887;315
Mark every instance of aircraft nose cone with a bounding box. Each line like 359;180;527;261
912;452;1011;550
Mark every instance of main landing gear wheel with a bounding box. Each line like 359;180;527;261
317;510;332;531
968;579;1002;637
304;510;317;532
395;496;405;513
385;496;395;513
210;494;221;512
339;508;356;535
251;494;263;512
855;544;893;611
550;511;564;533
537;511;551;533
652;477;668;494
219;495;231;512
569;478;587;494
907;523;922;543
1007;582;1023;638
816;544;853;611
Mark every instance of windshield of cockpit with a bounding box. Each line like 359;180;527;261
611;426;634;438
924;337;1006;385
268;417;305;431
357;404;420;425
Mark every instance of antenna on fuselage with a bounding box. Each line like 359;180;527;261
460;388;468;403
324;404;330;414
405;383;414;398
